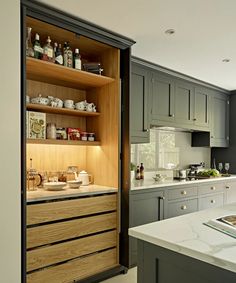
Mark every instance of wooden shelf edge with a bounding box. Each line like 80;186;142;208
27;139;101;146
26;104;100;117
26;57;115;89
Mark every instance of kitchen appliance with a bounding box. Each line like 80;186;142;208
188;162;205;176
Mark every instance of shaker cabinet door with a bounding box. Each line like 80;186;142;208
194;87;209;128
151;72;175;123
130;63;150;144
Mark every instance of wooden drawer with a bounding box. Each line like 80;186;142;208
198;183;224;195
199;193;224;210
168;186;197;201
27;212;116;249
27;230;116;272
27;248;117;283
27;194;117;225
167;199;198;218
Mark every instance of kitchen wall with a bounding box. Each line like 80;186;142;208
0;0;21;282
131;129;210;171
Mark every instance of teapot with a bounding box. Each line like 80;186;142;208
77;170;93;186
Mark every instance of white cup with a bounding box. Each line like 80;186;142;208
64;99;74;109
86;103;95;112
75;100;87;111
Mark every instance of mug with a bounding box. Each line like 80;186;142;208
86;103;95;112
75;100;87;111
64;99;74;109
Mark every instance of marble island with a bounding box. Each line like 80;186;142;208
129;203;236;283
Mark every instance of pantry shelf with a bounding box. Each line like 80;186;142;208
26;57;115;90
27;139;101;146
26;103;100;117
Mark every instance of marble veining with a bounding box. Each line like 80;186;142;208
129;203;236;273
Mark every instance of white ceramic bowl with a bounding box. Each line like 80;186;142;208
67;180;82;189
44;182;66;191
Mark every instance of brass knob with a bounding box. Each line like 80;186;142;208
211;200;216;204
181;205;187;210
169;114;175;117
143;129;149;132
211;186;216;190
181;190;187;195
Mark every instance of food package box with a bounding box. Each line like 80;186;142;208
27;111;46;139
67;127;81;140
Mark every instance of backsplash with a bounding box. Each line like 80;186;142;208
131;129;210;171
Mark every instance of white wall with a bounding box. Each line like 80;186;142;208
0;1;21;282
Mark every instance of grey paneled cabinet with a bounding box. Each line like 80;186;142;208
130;63;151;144
151;71;175;123
210;91;229;147
194;86;210;128
129;190;164;266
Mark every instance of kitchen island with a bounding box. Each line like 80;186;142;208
129;203;236;283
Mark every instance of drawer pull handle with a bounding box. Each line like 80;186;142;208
226;186;230;189
181;205;187;210
211;200;216;204
211;186;216;190
181;191;187;195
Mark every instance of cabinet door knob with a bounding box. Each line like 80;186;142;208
226;186;230;189
211;200;216;204
211;136;214;138
181;205;187;210
211;186;216;190
169;114;175;117
193;118;197;121
181;190;187;195
143;129;149;132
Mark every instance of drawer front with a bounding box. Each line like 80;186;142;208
198;182;224;195
167;199;198;218
27;230;117;272
27;212;116;249
168;186;197;200
27;194;117;225
199;193;224;210
27;248;117;283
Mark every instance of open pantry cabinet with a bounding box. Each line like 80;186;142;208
21;1;134;282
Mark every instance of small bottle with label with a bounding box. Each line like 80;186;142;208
74;48;82;70
140;163;144;179
63;41;73;68
54;43;63;65
42;36;54;62
33;33;43;59
135;166;140;180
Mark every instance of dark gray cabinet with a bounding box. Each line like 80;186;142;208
210;92;229;147
174;80;194;125
151;72;175;123
194;87;209;128
129;190;164;266
130;63;151;144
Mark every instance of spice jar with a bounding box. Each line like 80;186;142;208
88;133;95;141
46;123;56;139
81;132;88;141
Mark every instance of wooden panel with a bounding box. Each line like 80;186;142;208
27;58;114;90
27;194;117;225
27;248;117;283
86;48;120;188
27;103;100;117
26;143;86;172
27;230;117;272
27;212;116;249
27;139;101;146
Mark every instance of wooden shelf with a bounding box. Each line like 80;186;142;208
26;103;100;117
27;139;101;146
26;57;114;89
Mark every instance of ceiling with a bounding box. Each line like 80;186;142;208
39;0;236;90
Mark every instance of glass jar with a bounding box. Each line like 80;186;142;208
81;132;88;141
46;123;56;139
88;132;95;141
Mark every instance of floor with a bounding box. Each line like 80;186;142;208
102;268;137;283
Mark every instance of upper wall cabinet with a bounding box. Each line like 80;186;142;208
130;63;151;144
150;72;175;123
194;87;209;128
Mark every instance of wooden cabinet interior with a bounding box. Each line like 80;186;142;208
26;16;119;188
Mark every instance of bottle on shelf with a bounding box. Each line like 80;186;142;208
63;41;73;68
135;166;140;180
42;36;54;62
33;33;43;59
140;163;144;179
54;42;63;65
26;27;34;58
74;48;82;70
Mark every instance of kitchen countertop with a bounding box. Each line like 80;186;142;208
129;202;236;273
131;175;236;190
27;184;118;203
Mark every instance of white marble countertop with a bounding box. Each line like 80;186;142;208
129;203;236;273
27;185;117;203
131;175;236;190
